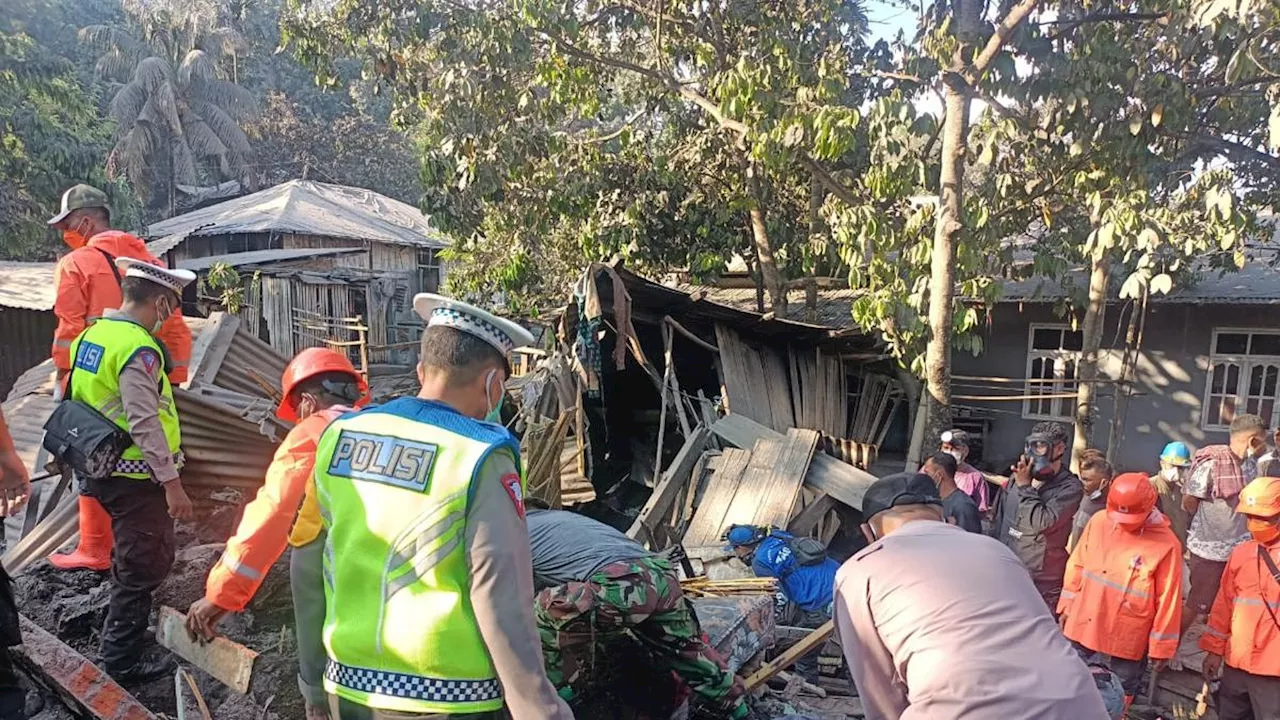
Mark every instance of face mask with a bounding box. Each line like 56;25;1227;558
1089;488;1104;500
1161;467;1181;481
947;449;963;463
483;368;504;423
61;217;93;249
1247;516;1280;545
152;297;171;334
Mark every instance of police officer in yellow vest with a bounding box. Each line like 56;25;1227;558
67;258;196;684
305;294;574;720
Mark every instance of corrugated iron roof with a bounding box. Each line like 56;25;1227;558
146;179;450;253
175;247;363;272
0;263;57;311
675;284;864;328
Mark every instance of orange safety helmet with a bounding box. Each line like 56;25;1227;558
277;347;369;422
1106;472;1158;526
1237;476;1280;518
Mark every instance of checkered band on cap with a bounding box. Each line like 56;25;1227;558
123;262;192;293
428;307;516;355
326;661;502;704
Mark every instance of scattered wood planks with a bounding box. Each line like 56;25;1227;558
715;325;795;433
712;414;877;511
742;620;835;691
522;411;573;507
682;429;820;547
627;427;709;542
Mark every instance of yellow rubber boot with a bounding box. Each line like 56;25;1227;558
49;496;114;571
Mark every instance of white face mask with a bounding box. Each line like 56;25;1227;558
947;449;964;463
1089;488;1104;500
1160;467;1181;481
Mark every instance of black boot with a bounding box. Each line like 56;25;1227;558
107;649;177;685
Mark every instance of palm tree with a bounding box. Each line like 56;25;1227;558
82;0;255;213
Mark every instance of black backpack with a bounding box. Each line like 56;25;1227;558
784;535;828;567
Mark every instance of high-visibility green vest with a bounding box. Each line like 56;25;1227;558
314;397;522;715
68;316;182;480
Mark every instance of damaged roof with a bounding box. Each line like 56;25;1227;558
146;179;451;254
0;263;57;311
175;247;363;273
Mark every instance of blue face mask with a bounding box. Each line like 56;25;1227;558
483;368;504;424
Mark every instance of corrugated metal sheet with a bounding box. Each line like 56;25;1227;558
2;313;289;488
0;309;56;399
147;180;450;252
0;263;57;311
177;247;361;272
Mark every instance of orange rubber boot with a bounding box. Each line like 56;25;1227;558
49;496;114;571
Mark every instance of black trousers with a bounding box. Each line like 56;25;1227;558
84;477;175;671
0;563;23;719
1217;665;1280;720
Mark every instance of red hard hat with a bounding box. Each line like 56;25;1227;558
277;347;368;422
1106;472;1158;526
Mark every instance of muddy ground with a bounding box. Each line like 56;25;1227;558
13;491;307;720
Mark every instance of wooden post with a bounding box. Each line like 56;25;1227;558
356;315;369;382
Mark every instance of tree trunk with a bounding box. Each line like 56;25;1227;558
1071;250;1110;470
804;175;823;323
744;161;786;316
920;0;980;448
1107;284;1148;462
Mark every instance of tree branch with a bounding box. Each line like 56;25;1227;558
1178;133;1280;171
968;0;1040;79
799;154;859;207
1037;11;1168;26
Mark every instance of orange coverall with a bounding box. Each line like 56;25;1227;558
1058;511;1184;661
53;231;192;383
204;407;345;611
1200;540;1280;677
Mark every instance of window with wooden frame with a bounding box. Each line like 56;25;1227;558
417;248;442;293
1023;324;1083;421
1202;329;1280;430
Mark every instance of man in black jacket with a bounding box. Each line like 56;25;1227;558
990;421;1084;611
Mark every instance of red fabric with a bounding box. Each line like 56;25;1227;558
1193;445;1247;502
1200;540;1280;677
52;231;192;383
1059;510;1184;660
204;408;344;612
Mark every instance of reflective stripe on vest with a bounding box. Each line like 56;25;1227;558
68;317;182;480
315;399;521;715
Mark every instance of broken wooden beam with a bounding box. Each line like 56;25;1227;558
788;492;836;535
14;615;155;720
742;620;835;692
627;426;709;541
156;607;258;694
712;415;876;510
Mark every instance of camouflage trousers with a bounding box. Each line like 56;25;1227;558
535;556;745;712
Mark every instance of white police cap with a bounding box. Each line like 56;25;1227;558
115;257;196;294
413;293;535;356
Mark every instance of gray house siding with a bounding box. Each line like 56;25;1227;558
952;302;1278;473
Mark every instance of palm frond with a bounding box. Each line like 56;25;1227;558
150;80;183;136
78;25;141;56
133;56;175;95
178;49;215;88
108;82;149;131
201;27;248;58
189;79;257;120
172;137;200;186
183;117;229;158
190;100;252;161
94;49;139;83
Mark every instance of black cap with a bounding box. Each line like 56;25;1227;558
861;472;943;520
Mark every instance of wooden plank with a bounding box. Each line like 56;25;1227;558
189;314;241;388
156;607;258;694
742;620;835;691
682;448;754;547
713;429;818;540
713;414;877;510
627;427;709;541
788;492;836;535
716;438;786;534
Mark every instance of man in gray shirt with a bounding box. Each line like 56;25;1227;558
527;509;748;718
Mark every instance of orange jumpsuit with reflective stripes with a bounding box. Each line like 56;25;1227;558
1058;510;1184;660
204;407;344;611
1200;539;1280;677
53;231;191;383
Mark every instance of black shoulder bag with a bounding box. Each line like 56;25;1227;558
42;255;133;479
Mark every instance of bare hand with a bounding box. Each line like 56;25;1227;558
1151;658;1169;673
1012;455;1033;486
0;463;30;519
304;702;331;720
165;481;194;521
185;598;228;642
1202;652;1223;681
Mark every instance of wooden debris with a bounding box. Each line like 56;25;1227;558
627;427;709;541
742;620;835;692
679;577;776;597
14;615;155;720
175;667;214;720
712;414;876;510
777;670;827;698
3;493;79;574
788;492;835;536
156;607;258;695
522;411;573;507
715;325;796;432
681;448;752;547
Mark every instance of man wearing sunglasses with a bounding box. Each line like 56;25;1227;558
990;421;1085;610
833;472;1108;719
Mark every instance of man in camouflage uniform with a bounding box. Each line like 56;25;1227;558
527;508;748;718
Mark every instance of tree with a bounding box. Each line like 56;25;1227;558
283;0;869;314
82;0;256;214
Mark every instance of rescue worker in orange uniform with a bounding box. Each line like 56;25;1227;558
1200;476;1280;719
1058;472;1184;709
47;184;193;572
185;348;368;720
